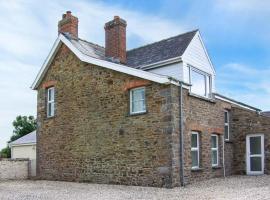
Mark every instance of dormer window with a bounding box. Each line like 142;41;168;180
189;67;211;98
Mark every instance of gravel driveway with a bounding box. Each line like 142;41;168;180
0;175;269;200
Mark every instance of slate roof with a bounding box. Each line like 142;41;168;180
126;30;198;68
65;29;197;68
262;111;270;117
9;131;36;146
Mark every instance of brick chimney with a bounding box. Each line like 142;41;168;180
104;16;127;64
58;11;78;38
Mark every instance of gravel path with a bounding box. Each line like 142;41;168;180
0;175;269;200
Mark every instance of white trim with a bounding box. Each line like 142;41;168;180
211;134;219;167
31;34;179;90
183;31;216;75
189;65;212;98
246;134;264;175
139;57;182;70
47;87;55;117
224;110;230;141
129;87;146;114
9;143;36;148
31;37;62;89
215;95;259;112
191;131;200;169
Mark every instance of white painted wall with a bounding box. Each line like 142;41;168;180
11;144;36;177
11;144;36;160
147;62;183;80
182;32;216;92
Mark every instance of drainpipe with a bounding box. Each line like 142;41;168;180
223;135;226;178
178;82;185;186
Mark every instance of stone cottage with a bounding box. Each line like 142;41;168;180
32;11;270;188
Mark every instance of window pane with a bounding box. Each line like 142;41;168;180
250;157;262;171
212;150;218;165
250;137;261;155
224;126;229;140
191;151;199;167
48;103;52;116
191;70;206;96
211;136;217;148
224;112;228;123
131;88;146;113
191;133;198;148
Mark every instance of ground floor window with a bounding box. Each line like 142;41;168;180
211;134;219;167
191;131;200;169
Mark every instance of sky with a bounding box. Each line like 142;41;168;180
0;0;270;149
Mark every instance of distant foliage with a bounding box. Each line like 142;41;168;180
0;115;37;158
0;147;11;158
10;116;37;142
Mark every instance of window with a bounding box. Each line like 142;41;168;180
190;67;211;98
211;134;219;167
47;87;55;117
224;110;230;141
191;132;200;169
130;87;146;114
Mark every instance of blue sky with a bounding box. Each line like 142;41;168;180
0;0;269;149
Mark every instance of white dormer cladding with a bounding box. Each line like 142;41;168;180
147;31;215;97
182;31;216;93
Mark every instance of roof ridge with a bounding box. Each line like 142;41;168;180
127;29;198;53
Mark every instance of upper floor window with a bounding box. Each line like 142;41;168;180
191;131;200;169
189;67;211;98
224;110;230;141
211;134;219;167
47;87;55;117
130;87;146;114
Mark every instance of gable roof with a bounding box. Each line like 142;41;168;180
31;33;183;89
127;30;197;68
9;131;36;146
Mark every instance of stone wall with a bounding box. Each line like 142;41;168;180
0;159;29;180
179;90;233;185
231;107;270;175
37;44;178;187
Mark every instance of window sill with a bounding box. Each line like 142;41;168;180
129;111;148;117
212;166;222;169
46;115;56;120
191;167;203;172
225;140;233;143
188;92;216;103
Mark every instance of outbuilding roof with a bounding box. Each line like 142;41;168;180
9;131;36;146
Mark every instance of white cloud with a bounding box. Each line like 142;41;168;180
217;63;270;111
216;0;270;12
0;0;185;149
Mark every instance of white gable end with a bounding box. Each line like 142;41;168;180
182;32;215;75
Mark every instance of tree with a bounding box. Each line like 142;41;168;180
0;115;36;158
10;115;37;142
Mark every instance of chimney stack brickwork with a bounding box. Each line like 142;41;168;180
58;11;78;38
104;16;127;64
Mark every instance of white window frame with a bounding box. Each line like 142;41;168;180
191;131;200;169
224;110;230;141
188;66;212;98
47;87;55;117
129;87;146;114
211;134;219;167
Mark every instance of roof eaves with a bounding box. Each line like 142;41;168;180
136;56;182;70
214;93;261;112
31;34;179;90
